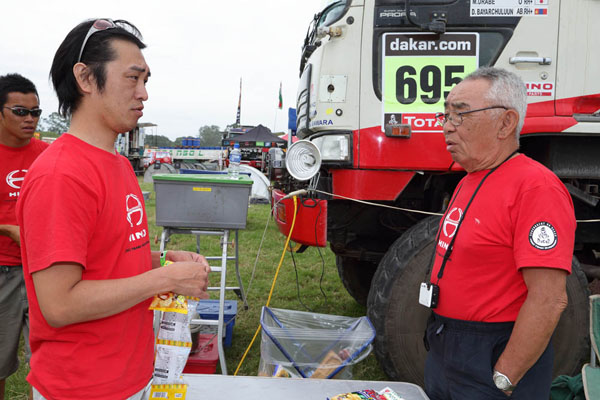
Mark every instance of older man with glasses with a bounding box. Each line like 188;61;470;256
421;67;576;399
0;73;48;400
16;19;210;400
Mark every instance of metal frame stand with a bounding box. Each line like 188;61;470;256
159;227;248;375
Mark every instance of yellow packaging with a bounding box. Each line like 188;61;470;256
149;383;187;400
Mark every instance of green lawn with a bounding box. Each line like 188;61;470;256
8;178;387;397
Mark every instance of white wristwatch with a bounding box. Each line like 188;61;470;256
493;370;517;392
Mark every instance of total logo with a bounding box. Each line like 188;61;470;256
126;193;146;242
396;113;443;132
6;169;27;197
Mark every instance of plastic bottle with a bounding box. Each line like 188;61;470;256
229;143;241;179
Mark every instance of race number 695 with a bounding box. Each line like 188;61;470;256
396;65;464;105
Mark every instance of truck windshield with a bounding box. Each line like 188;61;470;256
301;0;351;74
317;0;349;29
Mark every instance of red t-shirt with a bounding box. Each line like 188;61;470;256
431;154;575;322
17;134;154;400
0;138;48;265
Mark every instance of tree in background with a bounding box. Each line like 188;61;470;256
145;134;174;148
198;125;223;146
39;112;70;134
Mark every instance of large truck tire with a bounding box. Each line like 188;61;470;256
143;163;176;183
367;216;590;386
336;255;377;307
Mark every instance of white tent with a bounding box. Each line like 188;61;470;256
239;164;270;203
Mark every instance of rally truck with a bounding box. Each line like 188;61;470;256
271;0;600;385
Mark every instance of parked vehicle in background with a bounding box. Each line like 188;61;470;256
272;0;600;385
143;150;173;169
116;122;155;174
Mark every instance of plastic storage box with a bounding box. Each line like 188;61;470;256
195;300;237;347
152;173;252;229
258;307;375;379
182;334;219;374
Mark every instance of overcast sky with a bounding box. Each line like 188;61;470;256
1;0;326;140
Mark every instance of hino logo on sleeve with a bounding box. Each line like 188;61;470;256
529;222;558;250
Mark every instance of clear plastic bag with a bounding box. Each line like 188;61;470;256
258;307;375;379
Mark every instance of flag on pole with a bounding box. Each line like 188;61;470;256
236;77;242;126
278;82;283;109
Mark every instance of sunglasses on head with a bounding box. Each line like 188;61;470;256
77;19;143;63
3;106;42;118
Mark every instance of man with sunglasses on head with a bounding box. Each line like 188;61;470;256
0;73;48;400
422;67;576;399
16;19;210;400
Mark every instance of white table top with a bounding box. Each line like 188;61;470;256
182;374;430;399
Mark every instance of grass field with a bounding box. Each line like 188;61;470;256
7;177;387;398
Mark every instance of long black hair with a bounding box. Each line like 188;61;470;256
50;18;146;117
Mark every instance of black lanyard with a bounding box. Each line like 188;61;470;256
429;150;518;284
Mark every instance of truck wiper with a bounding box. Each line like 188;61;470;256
405;0;447;33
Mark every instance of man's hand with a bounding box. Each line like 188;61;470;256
161;260;210;299
166;250;208;265
0;224;20;245
493;267;568;387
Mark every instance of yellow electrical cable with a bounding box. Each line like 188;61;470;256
234;196;298;376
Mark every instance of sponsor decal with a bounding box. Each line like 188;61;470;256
309;119;334;127
529;221;558;250
382;32;479;133
526;82;554;97
470;0;549;17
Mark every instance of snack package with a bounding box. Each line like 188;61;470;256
378;387;405;400
149;261;190;314
149;383;187;400
149;292;189;314
153;339;191;385
328;389;387;400
158;299;199;343
149;259;202;399
273;364;295;378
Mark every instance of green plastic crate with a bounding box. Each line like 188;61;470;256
152;173;252;229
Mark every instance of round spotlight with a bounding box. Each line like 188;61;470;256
285;140;321;181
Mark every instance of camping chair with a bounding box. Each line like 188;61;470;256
582;295;600;399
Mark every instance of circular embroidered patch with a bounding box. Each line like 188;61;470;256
529;222;558;250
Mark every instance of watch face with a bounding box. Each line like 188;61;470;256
494;374;510;390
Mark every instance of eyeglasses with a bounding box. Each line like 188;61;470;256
77;19;142;63
3;106;42;118
435;106;508;127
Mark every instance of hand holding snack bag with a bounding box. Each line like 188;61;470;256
149;258;203;399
